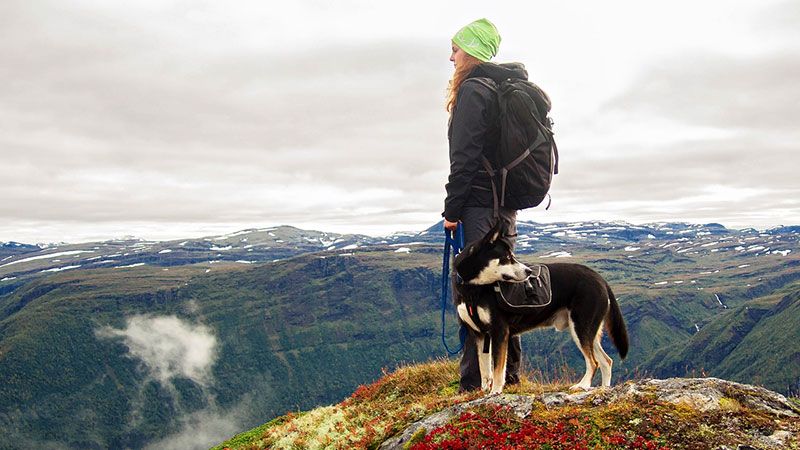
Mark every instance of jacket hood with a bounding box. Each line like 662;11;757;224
468;62;528;83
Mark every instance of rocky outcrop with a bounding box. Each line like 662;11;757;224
541;377;798;417
380;377;800;450
379;394;536;449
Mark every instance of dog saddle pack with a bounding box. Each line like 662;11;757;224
493;264;552;311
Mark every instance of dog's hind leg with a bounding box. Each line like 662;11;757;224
475;334;492;392
594;328;614;387
489;327;509;395
569;320;598;391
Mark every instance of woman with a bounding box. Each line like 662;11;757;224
442;18;526;392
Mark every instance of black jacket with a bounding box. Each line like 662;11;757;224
443;63;529;222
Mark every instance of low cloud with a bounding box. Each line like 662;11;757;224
97;315;217;385
143;405;249;450
97;315;245;448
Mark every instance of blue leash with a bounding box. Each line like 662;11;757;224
441;223;467;355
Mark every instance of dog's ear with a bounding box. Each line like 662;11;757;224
486;220;503;244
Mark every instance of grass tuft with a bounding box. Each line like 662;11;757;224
215;358;467;449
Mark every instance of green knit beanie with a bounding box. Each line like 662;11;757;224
452;18;501;62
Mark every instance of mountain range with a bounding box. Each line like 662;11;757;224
0;221;797;449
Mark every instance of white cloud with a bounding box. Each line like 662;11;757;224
143;407;246;450
96;314;257;449
97;315;217;386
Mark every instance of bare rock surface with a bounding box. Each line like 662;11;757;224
543;377;799;417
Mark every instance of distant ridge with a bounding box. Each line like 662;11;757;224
1;221;795;284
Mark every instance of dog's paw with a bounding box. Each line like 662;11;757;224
481;377;493;392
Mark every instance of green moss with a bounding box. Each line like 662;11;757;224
439;379;459;397
402;427;427;449
211;414;289;450
718;397;741;412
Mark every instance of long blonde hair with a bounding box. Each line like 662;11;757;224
446;54;483;113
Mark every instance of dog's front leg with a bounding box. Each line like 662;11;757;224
475;334;492;392
489;327;510;395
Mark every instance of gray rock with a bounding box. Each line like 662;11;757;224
541;389;595;407
639;378;798;418
760;429;793;448
537;378;798;418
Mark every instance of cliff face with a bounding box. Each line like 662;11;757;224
215;360;800;450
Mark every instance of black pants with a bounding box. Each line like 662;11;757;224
458;206;522;391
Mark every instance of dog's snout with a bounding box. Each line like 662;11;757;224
524;266;533;277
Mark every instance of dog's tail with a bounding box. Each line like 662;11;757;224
605;284;629;359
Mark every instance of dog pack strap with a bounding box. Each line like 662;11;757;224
481;155;500;218
531;264;543;286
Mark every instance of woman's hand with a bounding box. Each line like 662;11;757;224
444;219;459;231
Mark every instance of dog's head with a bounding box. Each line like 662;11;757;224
454;219;532;285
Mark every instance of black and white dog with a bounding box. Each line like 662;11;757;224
453;220;629;394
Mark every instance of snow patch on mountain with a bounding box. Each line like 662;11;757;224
115;263;146;269
540;251;572;258
41;265;81;273
0;250;95;268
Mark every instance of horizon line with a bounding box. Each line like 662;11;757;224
2;219;797;247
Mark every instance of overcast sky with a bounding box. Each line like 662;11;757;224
1;0;798;243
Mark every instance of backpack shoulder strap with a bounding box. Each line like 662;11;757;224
466;76;498;91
